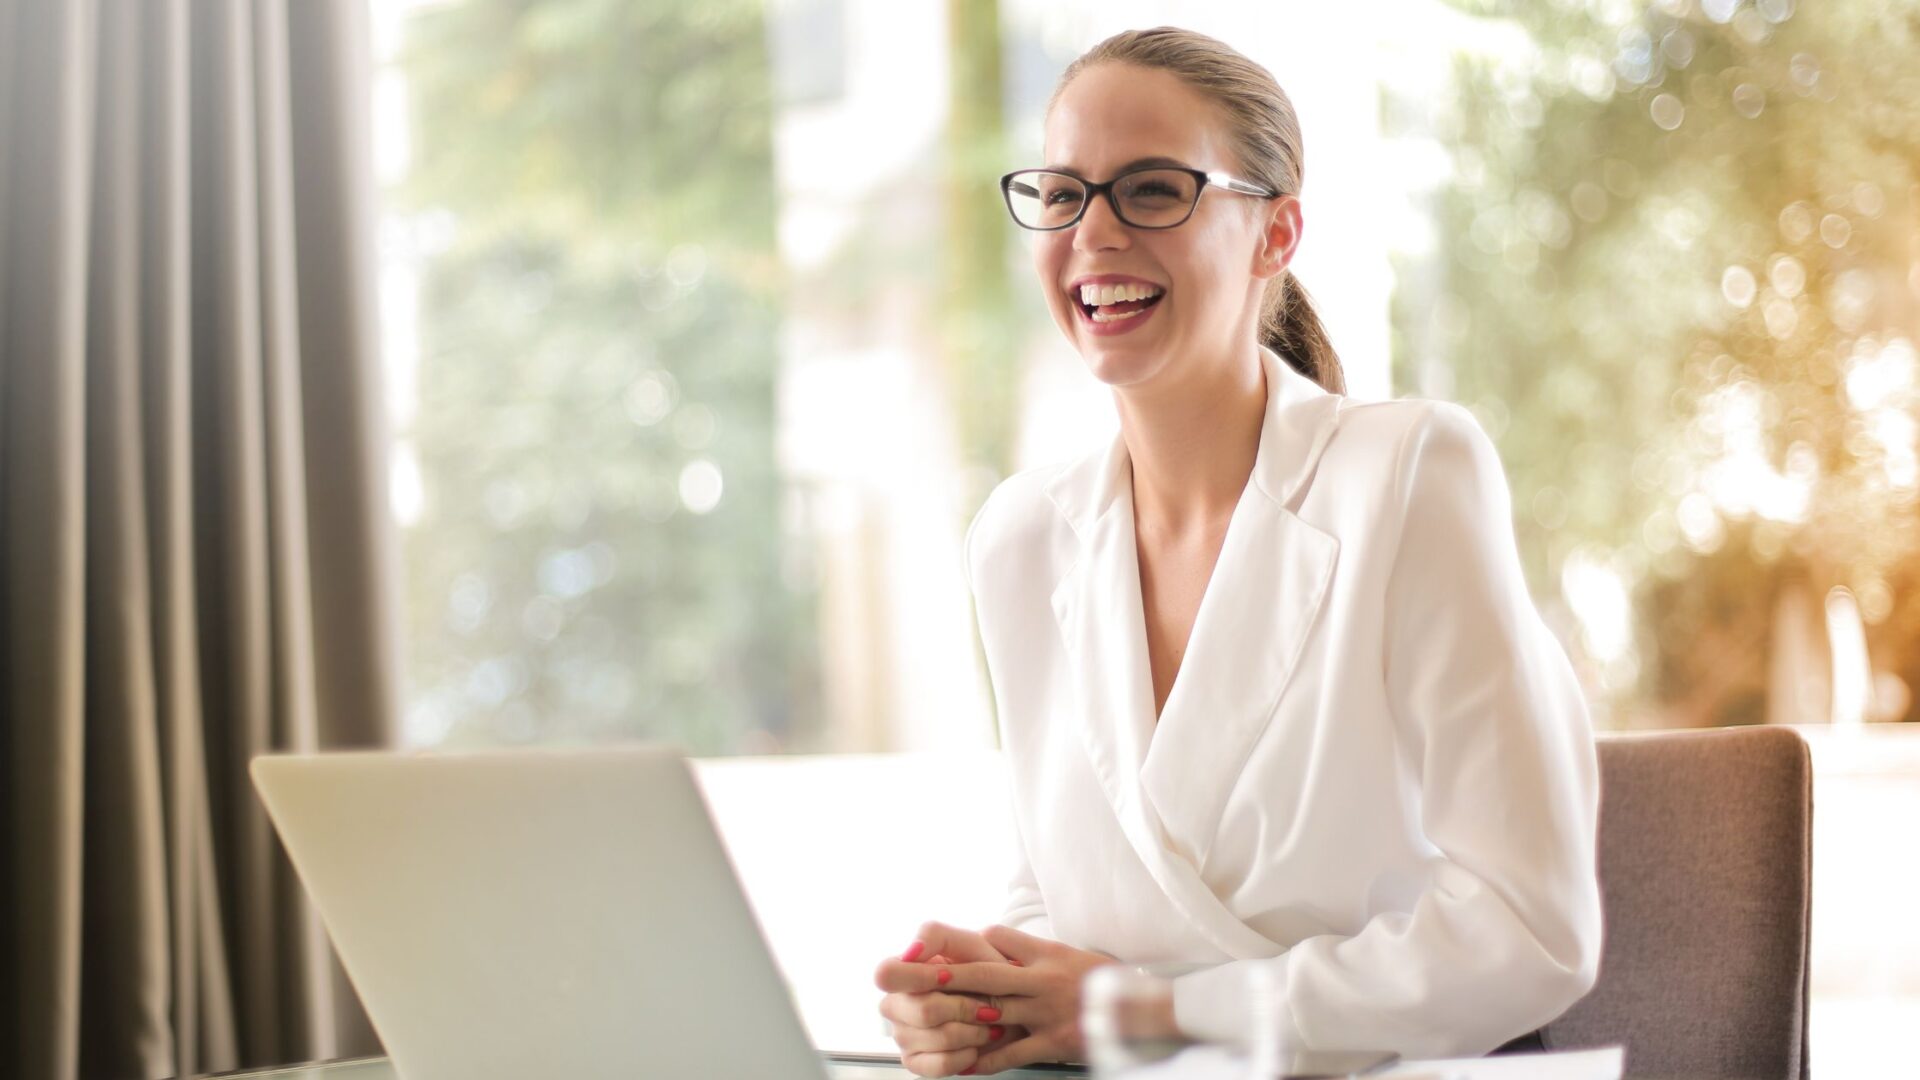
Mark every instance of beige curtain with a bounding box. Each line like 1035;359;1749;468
0;1;399;1077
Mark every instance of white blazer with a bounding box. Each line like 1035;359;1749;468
964;344;1602;1060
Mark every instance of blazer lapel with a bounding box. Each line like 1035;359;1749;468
1045;347;1348;952
1138;468;1340;870
1142;350;1347;868
1047;430;1156;817
1048;489;1279;957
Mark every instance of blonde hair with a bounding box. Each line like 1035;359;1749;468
1048;27;1346;393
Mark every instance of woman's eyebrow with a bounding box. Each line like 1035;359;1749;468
1041;155;1194;177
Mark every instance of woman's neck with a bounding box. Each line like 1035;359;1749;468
1113;344;1267;537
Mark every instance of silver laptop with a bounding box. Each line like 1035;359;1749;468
251;744;836;1080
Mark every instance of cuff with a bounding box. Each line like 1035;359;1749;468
1170;957;1302;1053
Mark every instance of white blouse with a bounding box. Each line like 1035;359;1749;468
964;344;1602;1060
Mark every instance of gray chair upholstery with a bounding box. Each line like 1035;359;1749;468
1540;726;1813;1079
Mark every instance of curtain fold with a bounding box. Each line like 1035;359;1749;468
0;1;398;1077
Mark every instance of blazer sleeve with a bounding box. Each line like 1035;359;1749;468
997;821;1056;939
963;489;1057;940
1170;401;1603;1059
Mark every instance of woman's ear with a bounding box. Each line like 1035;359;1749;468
1253;195;1303;281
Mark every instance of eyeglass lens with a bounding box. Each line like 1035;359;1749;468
1004;169;1200;230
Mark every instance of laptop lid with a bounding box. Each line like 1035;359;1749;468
251;744;829;1080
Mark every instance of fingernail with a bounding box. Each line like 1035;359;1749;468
976;1006;1001;1023
901;941;925;962
989;1025;1005;1041
936;968;952;986
1009;959;1023;967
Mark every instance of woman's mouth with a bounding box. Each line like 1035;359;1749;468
1074;281;1166;335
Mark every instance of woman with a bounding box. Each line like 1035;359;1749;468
873;27;1601;1078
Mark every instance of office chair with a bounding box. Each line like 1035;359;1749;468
1540;726;1813;1079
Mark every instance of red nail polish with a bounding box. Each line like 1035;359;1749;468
901;941;925;962
1009;959;1023;967
937;968;952;986
976;1006;1001;1023
989;1025;1005;1041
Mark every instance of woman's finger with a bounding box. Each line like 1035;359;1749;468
875;956;1033;996
903;921;1009;964
879;989;996;1029
936;960;1035;998
971;1031;1053;1075
970;994;1032;1030
876;953;983;991
891;1019;995;1054
980;923;1052;965
902;1048;977;1078
878;990;940;1028
880;921;1009;1001
873;957;943;993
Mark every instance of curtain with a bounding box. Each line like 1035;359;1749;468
0;1;399;1077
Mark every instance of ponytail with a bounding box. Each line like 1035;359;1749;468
1260;271;1345;394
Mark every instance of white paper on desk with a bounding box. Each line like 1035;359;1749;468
1375;1046;1623;1080
1111;1044;1624;1080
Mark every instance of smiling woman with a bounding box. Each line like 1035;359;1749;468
873;26;1602;1077
1023;31;1345;397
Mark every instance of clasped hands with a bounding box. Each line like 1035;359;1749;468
872;921;1116;1077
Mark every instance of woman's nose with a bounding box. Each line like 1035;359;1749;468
1073;192;1130;251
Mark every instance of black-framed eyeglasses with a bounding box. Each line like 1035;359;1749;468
998;165;1277;231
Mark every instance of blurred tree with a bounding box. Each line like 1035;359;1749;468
1398;0;1920;725
944;0;1023;498
394;0;819;752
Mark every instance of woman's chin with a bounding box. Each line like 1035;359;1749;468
1079;340;1165;388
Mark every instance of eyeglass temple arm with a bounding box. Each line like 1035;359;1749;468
1207;171;1278;198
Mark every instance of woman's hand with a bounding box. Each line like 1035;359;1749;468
874;922;1026;1077
884;923;1120;1075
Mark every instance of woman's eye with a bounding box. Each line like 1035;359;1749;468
1130;182;1178;199
1043;190;1083;206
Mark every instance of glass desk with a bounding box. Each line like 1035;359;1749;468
180;1046;1627;1080
183;1054;1083;1079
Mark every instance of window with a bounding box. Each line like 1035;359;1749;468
374;1;1919;1066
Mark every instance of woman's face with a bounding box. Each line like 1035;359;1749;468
1035;63;1293;390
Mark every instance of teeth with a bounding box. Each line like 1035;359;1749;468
1078;281;1164;306
1091;306;1150;324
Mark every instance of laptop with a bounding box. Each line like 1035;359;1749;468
251;744;849;1079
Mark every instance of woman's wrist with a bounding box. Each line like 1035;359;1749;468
1137;986;1181;1041
1082;965;1191;1070
1129;961;1207;1041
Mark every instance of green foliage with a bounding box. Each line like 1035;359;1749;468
400;0;777;261
396;0;817;752
1401;0;1920;722
943;0;1023;502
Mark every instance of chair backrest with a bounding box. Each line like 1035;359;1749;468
1541;726;1812;1079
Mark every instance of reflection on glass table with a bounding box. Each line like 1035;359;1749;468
178;1055;1085;1079
178;1046;1629;1080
